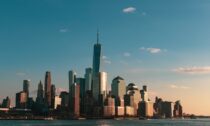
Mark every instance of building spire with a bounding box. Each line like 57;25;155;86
97;29;99;44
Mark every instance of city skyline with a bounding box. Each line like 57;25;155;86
0;0;210;115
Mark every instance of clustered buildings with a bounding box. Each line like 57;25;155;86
0;33;183;119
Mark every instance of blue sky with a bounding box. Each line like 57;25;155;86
0;0;210;115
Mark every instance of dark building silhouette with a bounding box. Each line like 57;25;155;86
16;91;27;109
44;71;52;107
60;91;69;108
1;96;11;108
76;78;85;115
51;84;56;108
84;90;95;116
173;100;183;117
103;95;115;117
92;31;101;77
85;68;92;91
36;81;44;104
23;80;30;98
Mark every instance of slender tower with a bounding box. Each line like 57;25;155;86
92;31;102;101
36;81;44;103
92;30;101;77
23;80;30;98
44;71;52;107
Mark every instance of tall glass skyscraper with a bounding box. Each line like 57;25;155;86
92;31;101;77
92;31;102;102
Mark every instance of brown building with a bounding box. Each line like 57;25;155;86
103;96;115;117
16;91;27;109
44;71;52;107
69;83;80;117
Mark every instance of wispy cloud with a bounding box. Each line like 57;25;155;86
102;55;108;60
102;55;111;64
140;47;166;54
123;52;131;57
123;7;136;13
16;72;26;76
173;66;210;74
59;28;69;33
104;60;111;64
169;84;190;90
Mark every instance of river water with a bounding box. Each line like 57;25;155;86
0;119;209;126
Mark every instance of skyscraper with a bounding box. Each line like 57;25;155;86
44;71;51;107
69;83;80;117
23;80;30;98
92;31;101;77
92;72;107;104
85;67;92;91
36;81;44;103
51;84;56;108
16;91;27;109
111;76;126;100
69;70;76;86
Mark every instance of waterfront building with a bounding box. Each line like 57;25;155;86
84;90;95;116
51;84;56;108
60;91;69;108
138;101;154;118
1;96;11;108
126;83;141;116
69;83;80;117
44;71;52;107
76;77;85;114
138;85;153;118
92;72;107;105
125;106;135;116
103;95;115;117
162;101;174;118
16;91;27;109
173;100;183;117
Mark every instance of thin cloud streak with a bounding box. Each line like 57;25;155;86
123;52;131;57
169;84;190;90
140;47;166;54
173;66;210;74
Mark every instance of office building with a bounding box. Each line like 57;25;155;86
60;91;69;108
173;100;183;117
111;76;126;100
23;80;30;98
103;95;115;117
1;96;11;108
51;84;56;108
53;96;61;109
16;91;27;109
162;101;174;118
126;83;141;116
85;68;92;91
69;83;80;117
36;81;44;104
44;71;52;107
